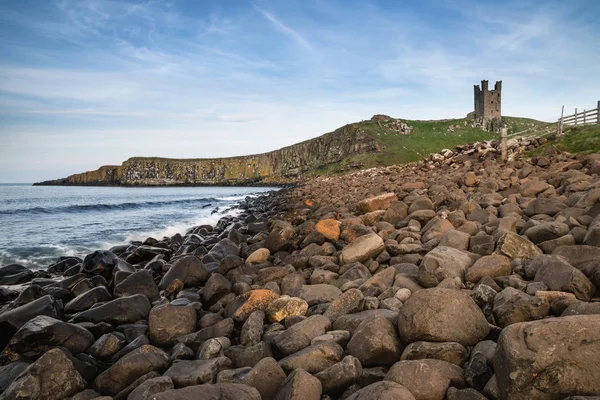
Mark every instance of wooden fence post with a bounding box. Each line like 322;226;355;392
597;101;600;125
558;105;564;135
575;108;578;126
501;127;508;163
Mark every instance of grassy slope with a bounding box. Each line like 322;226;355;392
530;124;600;155
309;116;549;176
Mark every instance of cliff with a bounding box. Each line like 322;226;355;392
34;121;384;186
34;115;546;186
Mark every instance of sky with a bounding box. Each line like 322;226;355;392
0;0;599;182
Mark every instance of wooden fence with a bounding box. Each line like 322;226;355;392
558;101;600;134
500;100;599;162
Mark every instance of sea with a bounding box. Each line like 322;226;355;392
0;184;278;270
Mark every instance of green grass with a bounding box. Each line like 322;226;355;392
306;115;559;177
530;124;600;155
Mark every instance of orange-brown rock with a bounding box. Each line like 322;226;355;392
315;219;341;242
225;289;280;322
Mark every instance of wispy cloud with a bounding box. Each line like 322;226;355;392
254;6;312;50
0;0;599;182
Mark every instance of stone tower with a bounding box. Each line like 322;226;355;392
473;80;502;131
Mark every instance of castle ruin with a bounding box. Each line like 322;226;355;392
471;80;502;131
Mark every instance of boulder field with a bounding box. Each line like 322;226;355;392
1;136;600;399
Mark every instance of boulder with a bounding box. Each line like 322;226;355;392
333;309;398;335
0;315;94;363
94;345;169;396
225;289;279;322
150;383;261;400
345;381;416;400
385;359;466;400
494;315;600;400
465;254;511;283
266;296;308;322
127;376;174;400
1;348;85;400
278;341;344;374
397;288;489;346
273;368;322;400
240;311;264;346
149;303;197;347
72;294;151;325
553;245;600;267
163;357;232;387
340;233;385;265
315;355;362;395
315;218;341;242
113;270;159;300
525;222;570;244
87;332;123;359
246;248;270;264
81;250;134;279
496;232;542;260
534;260;595;301
273;315;331;356
347;315;402;366
356;193;398;214
323;288;364;322
400;341;468;366
64;286;112;314
418;246;474;287
238;357;286;400
493;287;549;327
0;361;29;393
299;284;342;306
159;255;209;289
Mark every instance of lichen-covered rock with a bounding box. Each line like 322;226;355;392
225;289;280;322
149;302;197;346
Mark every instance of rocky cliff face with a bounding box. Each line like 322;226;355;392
35;123;384;186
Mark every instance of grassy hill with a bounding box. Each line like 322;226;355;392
530;124;600;155
309;116;550;176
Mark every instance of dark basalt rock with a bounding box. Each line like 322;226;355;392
113;270;159;300
158;255;210;290
1;348;86;400
81;250;135;280
64;286;113;314
0;315;95;364
71;294;151;325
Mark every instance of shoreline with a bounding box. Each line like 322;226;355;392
0;136;599;399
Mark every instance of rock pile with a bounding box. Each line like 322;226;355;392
1;137;600;399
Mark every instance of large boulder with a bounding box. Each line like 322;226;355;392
418;246;474;287
340;232;385;265
72;294;151;325
94;345;169;396
299;284;342;306
494;315;600;400
159;255;210;289
0;315;94;363
347;315;402;366
397;288;489;346
315;355;362;395
1;348;85;400
149;303;197;347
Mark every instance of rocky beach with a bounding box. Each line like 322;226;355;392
1;135;600;400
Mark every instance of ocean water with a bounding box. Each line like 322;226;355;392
0;184;277;270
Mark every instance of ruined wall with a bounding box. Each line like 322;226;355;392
35;123;385;186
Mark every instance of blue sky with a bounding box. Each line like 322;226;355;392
1;0;599;182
